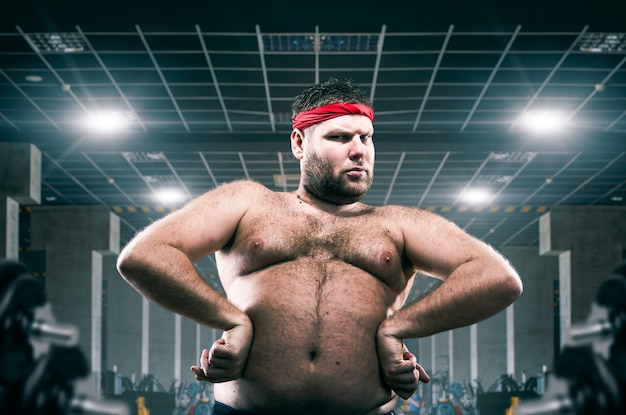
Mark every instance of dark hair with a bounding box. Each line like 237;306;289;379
291;78;371;119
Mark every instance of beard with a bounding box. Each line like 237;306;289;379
302;151;373;205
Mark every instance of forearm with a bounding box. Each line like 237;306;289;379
380;258;522;339
117;241;249;331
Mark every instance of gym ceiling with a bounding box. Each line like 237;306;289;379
1;0;625;286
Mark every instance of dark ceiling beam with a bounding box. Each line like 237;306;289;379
2;131;625;153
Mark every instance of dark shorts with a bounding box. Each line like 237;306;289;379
213;401;395;415
213;401;253;415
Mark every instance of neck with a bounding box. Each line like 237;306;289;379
294;186;362;214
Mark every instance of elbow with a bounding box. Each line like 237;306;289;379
116;251;129;278
502;270;523;304
116;243;142;284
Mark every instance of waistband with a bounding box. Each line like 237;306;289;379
213;401;254;415
212;401;396;415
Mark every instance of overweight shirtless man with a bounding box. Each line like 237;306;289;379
116;78;523;415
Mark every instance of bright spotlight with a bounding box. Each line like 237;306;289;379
84;111;129;133
154;189;186;205
519;110;566;133
460;188;492;204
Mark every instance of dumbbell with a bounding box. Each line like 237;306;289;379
555;345;621;415
514;345;622;415
0;260;78;384
515;261;626;415
1;344;130;415
0;259;130;415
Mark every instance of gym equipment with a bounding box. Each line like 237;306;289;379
515;261;626;415
1;345;129;415
0;260;78;384
0;259;130;415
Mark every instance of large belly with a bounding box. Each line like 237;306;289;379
215;259;397;414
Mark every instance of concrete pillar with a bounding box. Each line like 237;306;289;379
149;303;176;388
451;325;471;384
0;143;41;259
470;324;477;382
29;205;120;394
181;317;198;382
141;297;149;377
417;336;435;404
476;308;507;387
501;246;559;377
506;307;514;376
539;206;626;346
432;332;450;378
411;274;440;379
105;251;142;378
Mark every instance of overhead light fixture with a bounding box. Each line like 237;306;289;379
154;189;186;205
263;33;379;52
578;33;626;53
519;110;566;133
25;75;43;82
83;111;133;133
459;188;493;205
488;152;537;162
25;32;85;53
122;151;166;162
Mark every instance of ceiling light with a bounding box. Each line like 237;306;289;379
122;152;165;162
488;152;537;162
263;33;378;52
25;32;85;53
459;188;492;205
519;110;566;133
154;189;186;205
578;33;626;53
83;111;130;133
25;75;43;82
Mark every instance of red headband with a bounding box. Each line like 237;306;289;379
292;103;374;130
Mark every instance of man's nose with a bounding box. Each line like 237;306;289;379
348;135;366;158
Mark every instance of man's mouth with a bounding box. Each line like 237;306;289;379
346;167;366;177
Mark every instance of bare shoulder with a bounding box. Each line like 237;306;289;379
211;178;269;194
174;179;275;225
196;179;272;204
375;204;450;225
376;204;469;246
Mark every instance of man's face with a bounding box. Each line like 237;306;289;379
299;114;375;204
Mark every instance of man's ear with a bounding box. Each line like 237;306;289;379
290;128;305;160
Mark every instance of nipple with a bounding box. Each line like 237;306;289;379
250;238;264;250
380;250;394;266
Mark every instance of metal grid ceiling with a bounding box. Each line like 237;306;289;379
1;2;625;296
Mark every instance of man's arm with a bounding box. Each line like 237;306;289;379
116;180;262;381
377;206;522;398
383;206;522;338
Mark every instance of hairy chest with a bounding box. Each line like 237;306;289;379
217;204;412;287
